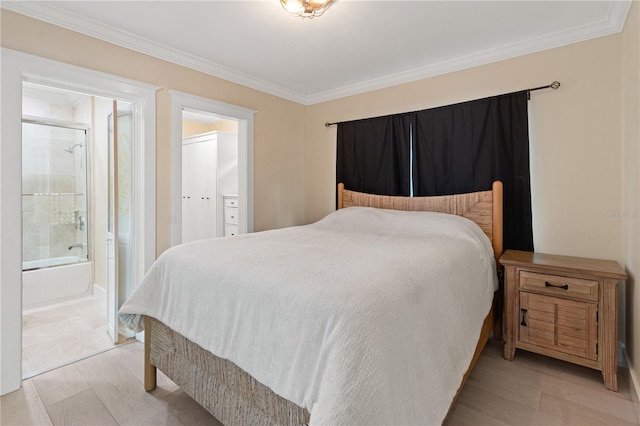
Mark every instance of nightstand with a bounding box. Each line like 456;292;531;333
500;250;627;391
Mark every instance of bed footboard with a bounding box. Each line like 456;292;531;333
143;316;310;425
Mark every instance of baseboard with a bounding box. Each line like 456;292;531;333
619;341;628;367
624;349;640;423
93;283;107;306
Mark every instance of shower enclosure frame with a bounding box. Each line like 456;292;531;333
21;115;92;272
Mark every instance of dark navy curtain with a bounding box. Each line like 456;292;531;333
335;90;533;251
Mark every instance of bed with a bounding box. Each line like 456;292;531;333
119;181;503;425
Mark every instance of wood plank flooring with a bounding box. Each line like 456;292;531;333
2;341;220;426
2;338;638;425
446;339;640;425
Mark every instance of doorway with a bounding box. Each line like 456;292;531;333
20;83;134;378
0;49;156;396
170;91;256;246
181;110;239;242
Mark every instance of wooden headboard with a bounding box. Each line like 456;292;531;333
337;181;503;261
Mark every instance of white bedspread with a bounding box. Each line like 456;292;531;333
119;207;498;425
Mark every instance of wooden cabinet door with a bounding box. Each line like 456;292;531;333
519;292;597;361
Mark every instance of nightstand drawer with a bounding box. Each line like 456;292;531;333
519;271;598;302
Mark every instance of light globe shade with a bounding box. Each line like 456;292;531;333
280;0;334;19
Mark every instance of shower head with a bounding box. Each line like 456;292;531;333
65;144;83;153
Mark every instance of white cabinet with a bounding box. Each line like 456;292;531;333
182;131;238;243
223;195;238;236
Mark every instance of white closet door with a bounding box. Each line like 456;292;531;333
196;139;217;239
182;137;218;242
181;142;198;243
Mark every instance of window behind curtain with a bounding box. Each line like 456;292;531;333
335;91;533;252
412;91;533;251
336;114;412;197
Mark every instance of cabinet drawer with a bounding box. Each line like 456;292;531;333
224;198;238;208
519;271;598;302
224;208;239;225
225;224;238;236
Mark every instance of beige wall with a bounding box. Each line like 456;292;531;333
1;10;307;257
182;119;238;138
622;1;640;405
209;119;238;134
182;119;211;138
306;35;623;262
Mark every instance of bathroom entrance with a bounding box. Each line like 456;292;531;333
21;82;133;378
1;50;156;395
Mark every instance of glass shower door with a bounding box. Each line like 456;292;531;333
22;120;89;270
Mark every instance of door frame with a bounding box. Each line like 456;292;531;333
0;48;157;395
170;90;256;245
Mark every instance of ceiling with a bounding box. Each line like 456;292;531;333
2;1;631;105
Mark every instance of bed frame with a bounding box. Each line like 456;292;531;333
143;181;504;424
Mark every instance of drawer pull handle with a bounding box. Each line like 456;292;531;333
545;281;569;290
520;308;527;326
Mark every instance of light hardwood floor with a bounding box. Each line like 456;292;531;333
2;338;639;425
446;339;640;425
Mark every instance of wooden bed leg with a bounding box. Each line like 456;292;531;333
144;316;157;391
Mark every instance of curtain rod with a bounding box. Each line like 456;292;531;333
324;80;561;127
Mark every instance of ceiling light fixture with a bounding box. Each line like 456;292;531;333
280;0;334;19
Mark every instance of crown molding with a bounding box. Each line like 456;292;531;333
2;1;631;106
0;1;309;104
306;0;632;104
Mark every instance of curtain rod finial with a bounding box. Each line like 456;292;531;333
551;81;560;90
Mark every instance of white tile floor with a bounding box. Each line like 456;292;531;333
22;294;119;378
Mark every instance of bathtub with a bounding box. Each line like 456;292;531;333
22;257;93;310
